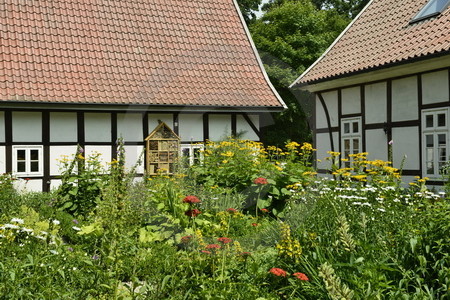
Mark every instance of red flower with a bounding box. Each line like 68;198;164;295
254;177;268;185
185;209;201;217
269;268;287;277
217;237;232;244
226;208;238;214
201;250;211;254
260;208;269;213
293;272;309;281
206;244;221;249
183;195;201;204
251;223;259;227
181;235;192;243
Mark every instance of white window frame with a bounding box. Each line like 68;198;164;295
341;117;362;167
180;144;204;166
421;108;449;179
12;145;44;177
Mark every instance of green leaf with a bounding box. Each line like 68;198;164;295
410;237;418;254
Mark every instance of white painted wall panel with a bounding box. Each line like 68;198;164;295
0;146;5;173
50;112;77;142
315;132;332;170
365;82;387;124
237;114;259;141
317;91;338;128
0;112;4;142
14;179;42;193
12;112;42;142
179;114;203;142
50;179;62;191
148;114;173;135
124;145;145;174
341;87;360;115
366;129;388;161
117;113;143;142
392;127;420;170
422;70;449;105
50;146;78;176
209;114;231;141
84;146;112;170
392;76;418;122
85;113;111;142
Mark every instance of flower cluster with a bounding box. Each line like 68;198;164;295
254;177;268;185
217;237;232;244
183;195;201;204
269;268;287;277
185;209;201;218
276;223;302;262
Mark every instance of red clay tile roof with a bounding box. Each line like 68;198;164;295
291;0;450;87
0;0;285;108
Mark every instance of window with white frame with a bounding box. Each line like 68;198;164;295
341;117;362;167
181;144;204;166
12;146;43;177
422;108;449;178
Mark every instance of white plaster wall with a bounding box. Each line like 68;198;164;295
365;82;387;124
392;126;420;170
85;113;111;142
422;70;449;105
12;111;42;142
50;112;77;142
148;114;173;135
0;146;5;173
365;129;388;161
117;113;143;142
392;76;418;122
341;86;360;115
178;114;203;142
315;132;332;170
84;146;112;170
124;145;145;174
50;146;78;176
209;114;231;141
50;179;62;191
316;91;338;129
0;112;5;142
236;114;259;141
14;179;42;193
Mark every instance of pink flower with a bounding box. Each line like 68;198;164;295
183;195;201;204
254;177;268;185
185;209;201;217
269;268;287;277
293;272;309;281
217;237;232;244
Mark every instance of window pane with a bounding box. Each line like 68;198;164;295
344;123;350;134
182;148;190;157
438;113;446;127
426;135;434;147
344;139;350;151
439;147;446;161
438;134;446;145
353;139;359;154
30;161;39;172
426;115;434;128
426;161;434;174
30;150;39;160
17;150;26;161
352;122;359;133
17;161;26;172
427;148;434;162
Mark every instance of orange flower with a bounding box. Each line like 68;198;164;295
269;268;287;277
293;272;309;281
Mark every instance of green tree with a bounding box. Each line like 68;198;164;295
249;0;349;145
236;0;263;23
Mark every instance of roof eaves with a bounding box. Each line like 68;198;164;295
231;0;287;109
289;0;376;89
